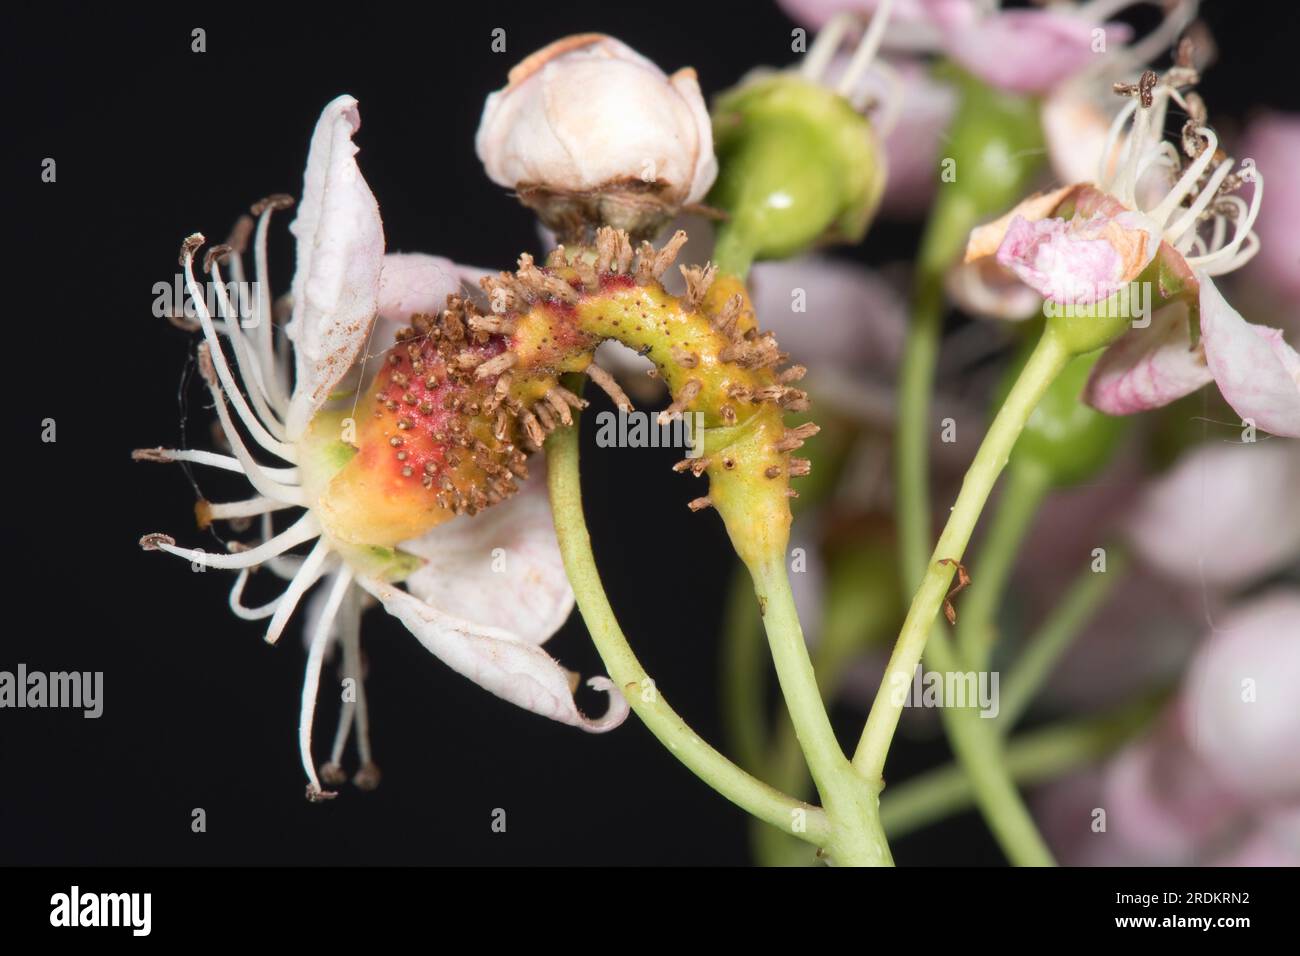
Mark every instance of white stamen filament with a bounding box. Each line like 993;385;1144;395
802;12;855;82
856;56;904;129
209;258;286;439
1188;168;1263;269
261;511;306;582
838;0;896;102
137;448;299;484
1165;157;1235;245
150;512;321;569
229;569;281;621
206;496;294;522
1149;127;1218;227
262;538;334;645
183;243;297;464
252;206;292;415
300;569;355;795
201;359;307;505
339;596;373;765
1099;96;1140;187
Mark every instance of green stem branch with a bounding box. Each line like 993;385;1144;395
545;425;830;846
880;696;1161;839
853;326;1071;782
750;554;893;866
1000;546;1128;730
956;459;1051;669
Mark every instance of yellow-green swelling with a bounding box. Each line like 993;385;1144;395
545;422;831;847
855;326;1072;865
709;74;885;276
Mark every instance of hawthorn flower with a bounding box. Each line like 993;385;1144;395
136;95;627;800
963;61;1300;435
1037;591;1300;866
1125;439;1300;589
476;34;716;240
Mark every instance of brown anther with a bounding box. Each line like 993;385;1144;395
139;533;176;551
778;365;807;384
785;488;799;499
226;215;254;255
179;233;205;265
764;465;782;479
936;558;972;626
131;447;173;463
585;363;634;412
687;496;713;512
672;455;710;477
534;401;557;431
720;403;737;425
250;194;294;216
202;243;233;272
546;246;567;269
788;458;812;477
305;784;338;803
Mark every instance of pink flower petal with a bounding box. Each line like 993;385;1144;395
1240;112;1300;302
995;211;1158;305
1182;592;1300;803
1100;716;1242;864
1126;440;1300;589
285;95;385;437
1083;300;1213;414
1199;273;1300;438
939;11;1130;95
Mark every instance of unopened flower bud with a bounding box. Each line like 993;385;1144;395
475;33;717;240
708;73;886;275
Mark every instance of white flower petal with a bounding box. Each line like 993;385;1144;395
285;95;385;437
357;573;628;733
398;475;574;646
375;252;491;345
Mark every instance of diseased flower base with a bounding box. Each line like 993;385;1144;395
323;226;819;566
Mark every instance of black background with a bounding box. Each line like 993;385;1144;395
3;0;1297;867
